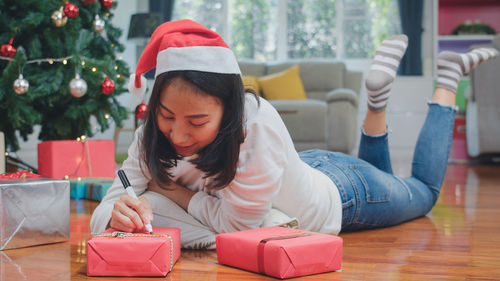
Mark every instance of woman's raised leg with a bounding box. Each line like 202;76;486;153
358;35;408;174
411;48;499;203
340;48;498;231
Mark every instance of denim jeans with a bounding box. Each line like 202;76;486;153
299;103;456;231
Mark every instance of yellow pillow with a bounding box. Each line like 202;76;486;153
257;65;307;100
241;75;261;95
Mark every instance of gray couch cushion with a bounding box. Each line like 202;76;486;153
306;90;329;100
270;99;327;142
237;59;267;77
266;59;345;92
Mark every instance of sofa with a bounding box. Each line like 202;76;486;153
466;35;500;157
238;59;362;154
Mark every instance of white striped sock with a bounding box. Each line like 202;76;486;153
365;34;408;112
437;48;498;93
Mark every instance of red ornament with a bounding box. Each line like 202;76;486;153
64;2;79;18
101;76;115;95
135;101;148;120
0;38;16;58
81;0;96;4
101;0;113;10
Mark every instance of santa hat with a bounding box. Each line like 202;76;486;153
128;19;241;97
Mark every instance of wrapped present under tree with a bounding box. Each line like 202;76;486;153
1;177;69;250
38;139;115;179
70;177;112;200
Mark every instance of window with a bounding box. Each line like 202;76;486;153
173;0;400;60
173;0;226;34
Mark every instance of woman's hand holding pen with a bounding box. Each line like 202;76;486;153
109;195;153;233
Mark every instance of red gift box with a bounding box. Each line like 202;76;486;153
216;226;342;279
0;170;41;180
87;227;181;277
38;140;116;179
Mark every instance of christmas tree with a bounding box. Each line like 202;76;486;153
0;0;130;151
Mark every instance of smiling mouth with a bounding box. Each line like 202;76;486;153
174;144;194;154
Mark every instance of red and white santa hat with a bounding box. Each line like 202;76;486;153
128;19;241;97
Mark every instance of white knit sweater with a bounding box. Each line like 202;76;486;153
90;95;342;247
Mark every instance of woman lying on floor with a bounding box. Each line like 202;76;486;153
90;19;498;249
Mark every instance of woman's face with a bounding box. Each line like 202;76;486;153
156;77;224;157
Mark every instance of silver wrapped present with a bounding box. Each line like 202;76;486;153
1;179;70;250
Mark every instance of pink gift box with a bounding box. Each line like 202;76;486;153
216;226;342;279
38;140;116;179
87;227;181;277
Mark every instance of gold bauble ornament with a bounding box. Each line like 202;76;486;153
13;74;29;94
51;7;67;27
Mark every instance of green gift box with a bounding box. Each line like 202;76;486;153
84;180;112;201
70;178;113;201
70;180;86;199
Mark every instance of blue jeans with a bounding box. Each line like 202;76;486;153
299;103;456;231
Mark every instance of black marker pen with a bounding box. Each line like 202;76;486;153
117;169;153;234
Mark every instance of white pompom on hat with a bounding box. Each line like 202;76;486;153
128;19;241;97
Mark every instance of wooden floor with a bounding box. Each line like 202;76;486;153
2;163;500;281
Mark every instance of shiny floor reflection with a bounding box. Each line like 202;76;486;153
1;164;500;281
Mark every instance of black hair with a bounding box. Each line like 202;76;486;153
140;70;246;190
